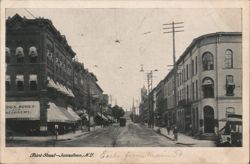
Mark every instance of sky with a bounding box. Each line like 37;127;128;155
6;8;241;110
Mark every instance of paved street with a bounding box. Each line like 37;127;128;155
7;121;183;147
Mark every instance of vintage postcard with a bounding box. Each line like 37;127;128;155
0;0;249;163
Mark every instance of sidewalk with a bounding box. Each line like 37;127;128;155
154;127;215;146
11;126;103;142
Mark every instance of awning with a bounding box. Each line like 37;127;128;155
6;75;10;81
16;75;24;81
58;106;76;123
219;117;242;123
96;112;108;121
29;47;38;56
47;77;58;89
67;88;75;97
29;74;37;81
67;107;81;121
55;82;67;94
75;110;84;115
16;47;24;57
47;102;69;122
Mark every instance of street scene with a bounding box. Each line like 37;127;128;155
5;8;242;147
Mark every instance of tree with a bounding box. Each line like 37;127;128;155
112;105;125;121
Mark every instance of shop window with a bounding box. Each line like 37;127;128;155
202;77;214;98
6;75;11;91
29;46;38;63
202;52;214;71
226;75;235;96
29;74;37;90
16;47;24;63
6;47;11;63
225;49;233;68
226;107;235;117
16;74;24;91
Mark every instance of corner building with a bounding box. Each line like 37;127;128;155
5;14;81;135
155;32;242;135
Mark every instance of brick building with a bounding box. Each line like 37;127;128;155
5;14;107;135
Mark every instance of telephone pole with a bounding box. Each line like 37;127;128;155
163;21;184;125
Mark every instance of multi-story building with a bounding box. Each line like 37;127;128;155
5;14;107;135
151;32;242;135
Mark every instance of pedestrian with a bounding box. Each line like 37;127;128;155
166;124;171;135
54;124;59;140
173;125;178;141
189;123;193;136
223;137;231;147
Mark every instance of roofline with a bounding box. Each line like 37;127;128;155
155;32;242;89
6;14;76;58
176;32;242;65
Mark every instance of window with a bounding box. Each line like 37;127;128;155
202;77;214;98
196;80;198;100
6;47;11;63
202;52;214;71
187;85;189;101
16;47;24;63
225;49;233;68
226;75;235;96
16;74;24;91
186;64;189;80
29;46;38;63
29;74;37;90
195;56;198;74
226;107;235;117
6;75;11;91
192;82;195;100
192;60;194;76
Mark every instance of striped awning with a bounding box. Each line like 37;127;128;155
67;107;81;121
47;77;58;89
47;102;69;123
96;112;108;121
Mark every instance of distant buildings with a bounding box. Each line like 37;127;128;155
5;14;112;135
140;32;242;135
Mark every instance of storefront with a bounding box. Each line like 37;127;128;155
6;101;40;135
6;101;81;136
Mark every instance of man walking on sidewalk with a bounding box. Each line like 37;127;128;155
173;125;178;141
166;124;171;135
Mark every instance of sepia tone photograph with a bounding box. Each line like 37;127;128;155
4;7;243;147
1;1;249;164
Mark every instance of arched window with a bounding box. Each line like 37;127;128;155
29;46;38;63
16;47;24;63
202;52;214;71
6;47;11;63
202;77;214;98
225;49;233;68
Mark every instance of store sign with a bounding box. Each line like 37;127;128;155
6;101;40;120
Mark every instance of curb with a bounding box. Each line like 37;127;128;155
10;132;89;142
154;128;196;146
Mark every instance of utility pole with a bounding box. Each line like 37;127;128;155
163;21;184;126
